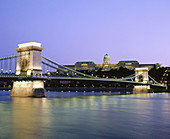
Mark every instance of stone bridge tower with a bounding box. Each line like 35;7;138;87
11;42;46;97
133;68;151;93
135;68;149;83
15;42;43;76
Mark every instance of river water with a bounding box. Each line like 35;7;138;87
0;91;170;139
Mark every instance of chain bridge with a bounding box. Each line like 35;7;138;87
0;42;166;97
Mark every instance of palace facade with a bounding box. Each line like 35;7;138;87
60;54;161;71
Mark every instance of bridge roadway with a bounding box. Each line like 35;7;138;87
0;74;166;88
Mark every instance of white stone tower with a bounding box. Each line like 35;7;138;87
133;68;151;93
135;68;149;83
11;42;46;97
15;42;43;76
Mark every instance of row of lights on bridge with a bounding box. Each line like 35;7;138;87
1;69;12;73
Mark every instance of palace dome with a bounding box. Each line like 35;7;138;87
104;54;109;59
103;54;110;64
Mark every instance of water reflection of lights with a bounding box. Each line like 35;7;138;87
11;97;51;138
72;97;78;105
89;96;96;107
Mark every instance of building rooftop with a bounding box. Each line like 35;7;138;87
76;61;95;64
104;54;110;59
139;64;155;65
118;60;139;63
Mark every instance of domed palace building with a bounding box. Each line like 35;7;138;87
95;54;118;71
60;54;161;72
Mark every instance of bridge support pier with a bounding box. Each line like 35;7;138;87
11;80;46;97
11;42;46;97
133;85;153;93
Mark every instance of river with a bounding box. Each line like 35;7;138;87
0;91;170;139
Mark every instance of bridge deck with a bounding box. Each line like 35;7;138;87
0;74;166;88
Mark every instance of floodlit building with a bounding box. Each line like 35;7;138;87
59;54;161;72
75;61;96;71
118;60;139;69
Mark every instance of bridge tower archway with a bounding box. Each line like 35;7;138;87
135;68;149;83
133;68;151;93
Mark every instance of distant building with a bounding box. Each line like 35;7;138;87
138;63;161;69
58;54;161;72
75;61;95;71
118;60;139;69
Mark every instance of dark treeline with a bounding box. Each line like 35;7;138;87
149;67;166;82
78;67;135;78
80;67;166;83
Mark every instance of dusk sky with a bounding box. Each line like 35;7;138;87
1;0;170;66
